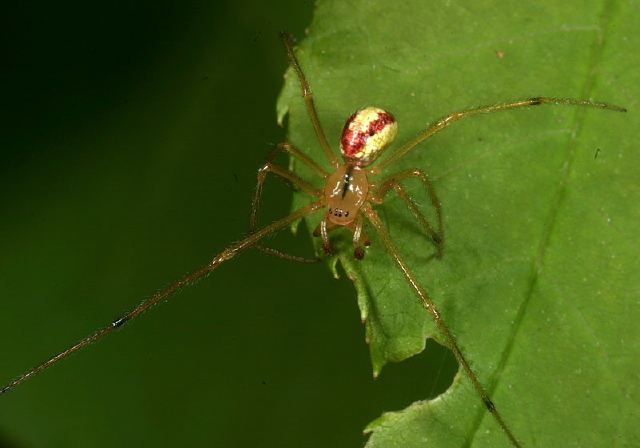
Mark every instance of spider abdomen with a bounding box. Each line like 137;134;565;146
340;107;397;167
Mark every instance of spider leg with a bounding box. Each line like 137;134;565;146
280;31;340;169
1;200;326;395
249;143;324;262
374;96;627;174
371;169;443;258
361;203;521;448
274;141;329;179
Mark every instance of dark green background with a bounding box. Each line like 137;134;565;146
0;1;455;447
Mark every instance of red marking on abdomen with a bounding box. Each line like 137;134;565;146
341;111;395;158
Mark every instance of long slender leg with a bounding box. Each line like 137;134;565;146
280;32;340;170
362;203;521;448
1;200;326;395
249;143;324;262
371;168;443;257
273;141;330;180
251;161;321;227
250;142;324;232
373;97;627;174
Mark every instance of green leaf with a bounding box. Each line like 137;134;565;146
278;0;639;446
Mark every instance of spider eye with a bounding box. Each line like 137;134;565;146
340;107;397;167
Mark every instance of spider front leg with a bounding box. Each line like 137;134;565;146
361;203;521;448
370;168;443;258
280;31;340;169
1;198;327;395
249;141;325;262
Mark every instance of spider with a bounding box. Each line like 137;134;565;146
1;31;625;447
